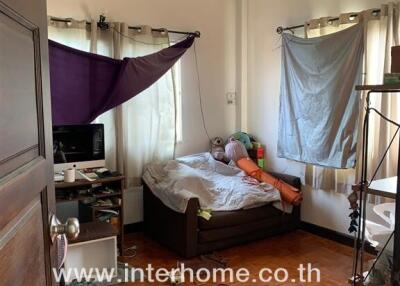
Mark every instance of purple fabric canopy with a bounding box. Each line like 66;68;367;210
49;36;194;125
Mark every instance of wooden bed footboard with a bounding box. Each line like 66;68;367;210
143;181;199;257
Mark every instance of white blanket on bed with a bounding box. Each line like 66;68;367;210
142;153;283;213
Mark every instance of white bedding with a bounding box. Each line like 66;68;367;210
142;153;284;213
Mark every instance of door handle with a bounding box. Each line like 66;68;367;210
50;214;80;243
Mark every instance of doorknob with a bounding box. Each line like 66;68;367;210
50;214;80;243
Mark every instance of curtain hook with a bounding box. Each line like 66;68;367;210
97;14;109;30
160;28;168;35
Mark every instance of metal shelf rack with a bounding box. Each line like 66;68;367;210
353;84;400;285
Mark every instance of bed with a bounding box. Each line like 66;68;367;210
142;153;301;258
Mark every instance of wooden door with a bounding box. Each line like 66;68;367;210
0;0;56;285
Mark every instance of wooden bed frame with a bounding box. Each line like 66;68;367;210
143;172;301;258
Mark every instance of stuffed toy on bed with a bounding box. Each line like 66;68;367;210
230;131;254;150
210;137;228;162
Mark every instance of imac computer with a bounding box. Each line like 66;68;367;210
53;124;105;173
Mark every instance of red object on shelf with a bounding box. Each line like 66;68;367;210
256;147;264;159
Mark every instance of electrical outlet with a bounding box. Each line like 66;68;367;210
226;92;236;105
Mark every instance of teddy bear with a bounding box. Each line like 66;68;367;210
210;137;228;162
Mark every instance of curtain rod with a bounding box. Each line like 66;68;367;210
276;9;381;34
49;16;201;38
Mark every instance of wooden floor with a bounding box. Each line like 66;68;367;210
118;230;360;285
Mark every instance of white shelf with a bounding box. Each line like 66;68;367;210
368;176;397;199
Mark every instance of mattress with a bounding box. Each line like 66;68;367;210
142;153;288;213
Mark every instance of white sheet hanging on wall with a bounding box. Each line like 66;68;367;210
278;24;364;169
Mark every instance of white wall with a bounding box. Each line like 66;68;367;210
246;0;389;234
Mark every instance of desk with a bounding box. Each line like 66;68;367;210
368;176;397;199
55;175;125;255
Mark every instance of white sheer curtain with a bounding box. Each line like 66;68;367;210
48;18;177;190
302;3;400;201
118;25;176;188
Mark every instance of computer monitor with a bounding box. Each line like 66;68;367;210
53;124;105;173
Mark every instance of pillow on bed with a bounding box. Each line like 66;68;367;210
225;139;248;162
